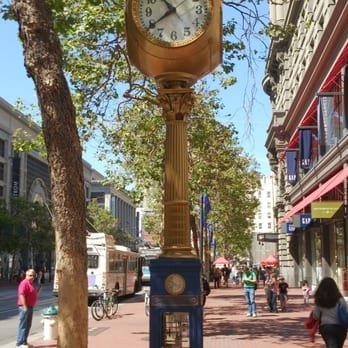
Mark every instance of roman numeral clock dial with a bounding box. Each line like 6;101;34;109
132;0;212;47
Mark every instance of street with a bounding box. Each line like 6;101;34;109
0;282;57;346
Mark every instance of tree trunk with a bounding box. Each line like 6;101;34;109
13;1;88;347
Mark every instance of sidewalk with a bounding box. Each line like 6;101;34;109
11;285;348;348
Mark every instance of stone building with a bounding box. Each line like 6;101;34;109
90;169;138;249
264;1;348;288
250;175;277;265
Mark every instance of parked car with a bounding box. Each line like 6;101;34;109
141;266;151;285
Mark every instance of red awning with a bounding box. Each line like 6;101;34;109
279;167;348;223
321;43;348;92
287;100;317;150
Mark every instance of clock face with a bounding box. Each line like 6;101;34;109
164;273;186;295
132;0;212;47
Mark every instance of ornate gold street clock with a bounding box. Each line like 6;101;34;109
125;3;222;347
126;0;221;81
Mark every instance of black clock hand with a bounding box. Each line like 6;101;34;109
163;0;184;22
161;0;176;12
149;6;176;29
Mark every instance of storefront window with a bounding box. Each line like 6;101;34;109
0;139;5;157
0;162;4;181
315;230;322;267
335;221;345;268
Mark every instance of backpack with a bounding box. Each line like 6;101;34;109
337;303;348;327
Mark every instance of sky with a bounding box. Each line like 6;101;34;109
0;5;272;176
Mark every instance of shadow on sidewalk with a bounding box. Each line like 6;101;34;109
203;287;320;347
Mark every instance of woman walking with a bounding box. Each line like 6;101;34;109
313;277;347;348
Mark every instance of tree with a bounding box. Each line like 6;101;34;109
0;200;13;228
87;199;133;245
0;1;273;345
12;1;88;347
0;198;54;280
4;0;266;260
43;2;263;257
103;82;260;255
10;198;54;265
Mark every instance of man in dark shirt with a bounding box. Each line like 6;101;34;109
278;277;289;312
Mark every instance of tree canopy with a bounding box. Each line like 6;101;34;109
87;199;133;245
2;0;268;255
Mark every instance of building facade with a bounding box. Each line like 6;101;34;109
0;97;50;205
0;96;138;277
90;170;138;249
264;1;348;289
250;175;277;265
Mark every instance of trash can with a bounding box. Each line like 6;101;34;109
41;305;58;340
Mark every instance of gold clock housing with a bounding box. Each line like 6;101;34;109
126;0;222;81
164;273;186;295
131;0;212;48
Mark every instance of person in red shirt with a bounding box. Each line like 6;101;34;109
16;269;39;348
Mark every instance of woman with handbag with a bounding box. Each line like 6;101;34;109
313;277;347;348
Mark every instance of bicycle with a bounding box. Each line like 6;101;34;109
144;288;150;316
91;288;119;321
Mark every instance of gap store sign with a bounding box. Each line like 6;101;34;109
281;222;296;235
292;214;312;229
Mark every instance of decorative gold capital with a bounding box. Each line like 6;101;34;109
157;87;195;122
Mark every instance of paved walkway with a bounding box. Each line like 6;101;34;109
6;284;348;347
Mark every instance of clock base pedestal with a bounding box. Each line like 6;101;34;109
149;258;203;348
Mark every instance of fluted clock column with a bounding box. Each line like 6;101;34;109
157;79;196;258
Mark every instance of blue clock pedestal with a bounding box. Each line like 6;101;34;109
149;258;203;348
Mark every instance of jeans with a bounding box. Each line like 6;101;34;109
244;287;256;314
269;291;278;312
16;306;34;346
319;324;347;348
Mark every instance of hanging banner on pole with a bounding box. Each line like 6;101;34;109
299;129;312;170
286;151;298;184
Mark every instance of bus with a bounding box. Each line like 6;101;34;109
53;233;143;300
138;246;161;286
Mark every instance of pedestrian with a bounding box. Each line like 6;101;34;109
259;267;266;287
16;269;40;348
222;264;231;287
202;275;211;306
267;273;279;312
241;265;257;317
35;270;43;289
302;279;311;305
278;276;289;311
312;277;347;348
213;266;221;289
